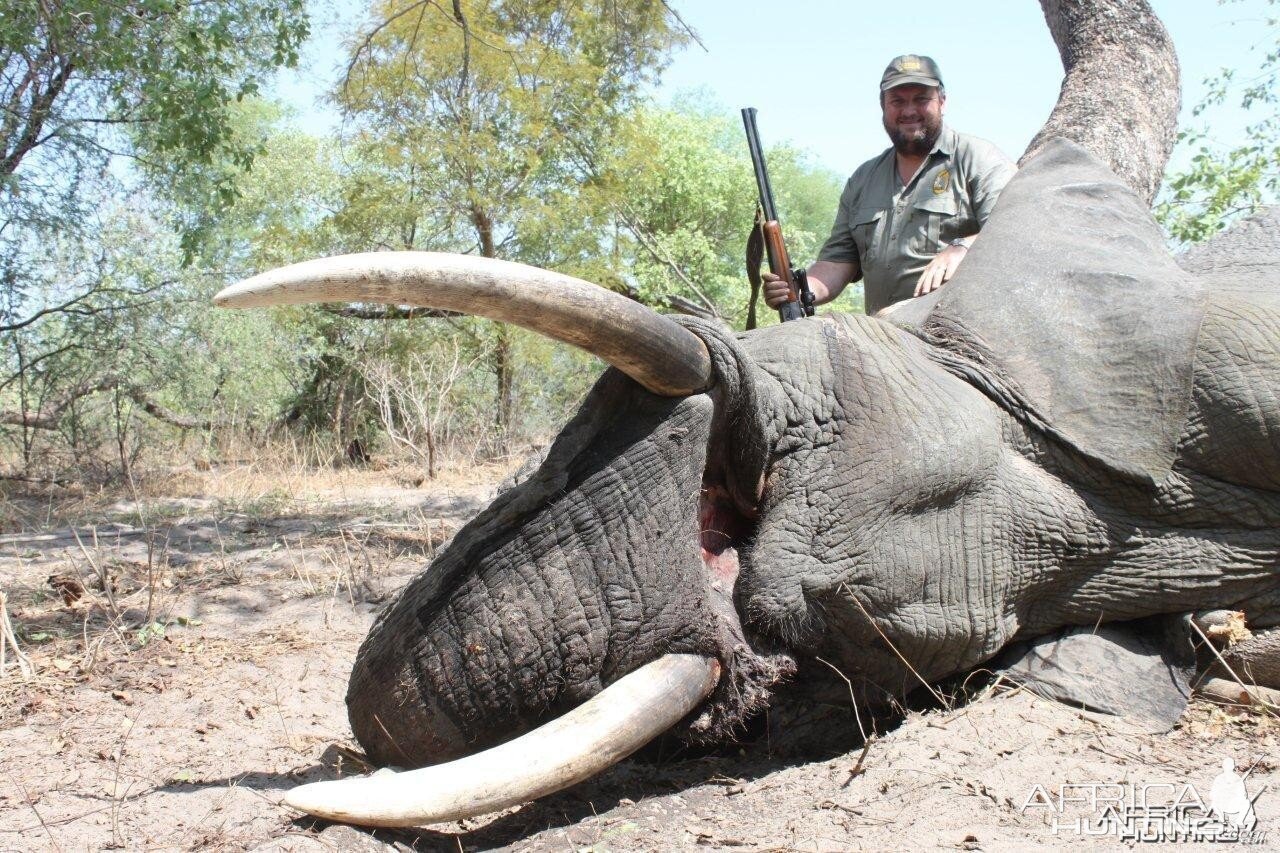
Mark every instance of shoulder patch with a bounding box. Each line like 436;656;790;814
932;168;951;195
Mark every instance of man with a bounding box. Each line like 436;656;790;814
764;55;1016;315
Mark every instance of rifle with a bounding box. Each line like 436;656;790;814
742;107;815;322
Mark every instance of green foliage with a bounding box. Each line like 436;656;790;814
135;616;201;648
1;0;310;259
0;192;303;479
178;101;350;271
306;0;698;444
595;100;846;323
1157;0;1280;244
601;105;755;311
0;1;849;481
337;0;689;258
0;0;311;479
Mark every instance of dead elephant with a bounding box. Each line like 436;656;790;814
213;0;1280;831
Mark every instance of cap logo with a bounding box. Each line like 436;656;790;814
899;57;922;71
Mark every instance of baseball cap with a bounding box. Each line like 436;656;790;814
880;55;943;91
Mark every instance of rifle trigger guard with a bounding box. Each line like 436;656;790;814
793;268;816;317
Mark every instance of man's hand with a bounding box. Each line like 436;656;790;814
914;243;969;297
762;261;855;309
762;271;794;309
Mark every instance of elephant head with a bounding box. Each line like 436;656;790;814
213;0;1280;830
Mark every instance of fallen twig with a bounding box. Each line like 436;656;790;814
72;527;120;619
0;590;35;681
12;774;61;852
815;655;869;741
844;736;875;787
1198;677;1280;713
0;526;149;547
1190;620;1279;714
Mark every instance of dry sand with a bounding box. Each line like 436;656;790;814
1;471;1275;851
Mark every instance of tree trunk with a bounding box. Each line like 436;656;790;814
1025;0;1179;204
426;417;437;479
114;390;133;484
471;203;515;448
13;338;33;468
493;327;514;446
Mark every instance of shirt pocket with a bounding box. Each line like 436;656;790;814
850;207;886;266
911;193;958;255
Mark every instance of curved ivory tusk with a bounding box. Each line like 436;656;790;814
214;252;712;396
282;653;720;827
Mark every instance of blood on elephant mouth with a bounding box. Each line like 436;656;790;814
699;483;752;588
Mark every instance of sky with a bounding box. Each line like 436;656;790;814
274;0;1276;179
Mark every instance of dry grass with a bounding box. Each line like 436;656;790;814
0;445;494;734
0;426;534;536
2;445;1278;849
0;447;508;848
151;457;519;506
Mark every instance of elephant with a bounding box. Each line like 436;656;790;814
213;0;1280;831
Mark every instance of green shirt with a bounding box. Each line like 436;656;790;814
818;125;1016;314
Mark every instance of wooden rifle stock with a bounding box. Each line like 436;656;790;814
762;221;806;322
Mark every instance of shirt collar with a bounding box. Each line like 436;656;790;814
930;124;956;158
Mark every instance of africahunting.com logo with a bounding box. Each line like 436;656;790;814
1019;757;1269;844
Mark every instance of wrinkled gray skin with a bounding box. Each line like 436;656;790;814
338;0;1273;772
346;139;1280;769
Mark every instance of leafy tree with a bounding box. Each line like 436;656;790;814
591;100;846;323
334;0;693;438
0;97;333;480
1157;0;1280;244
2;0;309;266
172;100;350;272
0;189;307;480
161;104;379;462
0;0;310;477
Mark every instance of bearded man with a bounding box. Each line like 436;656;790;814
764;55;1016;315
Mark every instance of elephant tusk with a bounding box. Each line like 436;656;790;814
213;252;713;397
281;653;720;827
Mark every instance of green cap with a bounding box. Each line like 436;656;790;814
880;54;943;92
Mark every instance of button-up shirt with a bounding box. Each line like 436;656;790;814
817;125;1016;314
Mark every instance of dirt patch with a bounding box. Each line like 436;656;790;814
0;472;1276;851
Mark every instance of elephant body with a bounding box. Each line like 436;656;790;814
344;141;1280;769
206;0;1280;829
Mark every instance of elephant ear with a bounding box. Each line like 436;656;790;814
1177;205;1280;294
884;138;1203;485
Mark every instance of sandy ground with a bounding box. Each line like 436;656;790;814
0;469;1275;852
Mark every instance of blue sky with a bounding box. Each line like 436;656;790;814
276;0;1274;177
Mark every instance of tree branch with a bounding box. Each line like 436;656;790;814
451;0;471;99
0;374;226;432
319;304;463;320
613;205;720;317
0;56;75;178
0;375;120;430
658;1;707;52
0;288;102;333
665;293;719;320
121;385;224;431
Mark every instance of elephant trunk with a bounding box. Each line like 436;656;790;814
1025;0;1179;203
344;371;731;768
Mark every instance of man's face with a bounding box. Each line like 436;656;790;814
881;84;946;156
